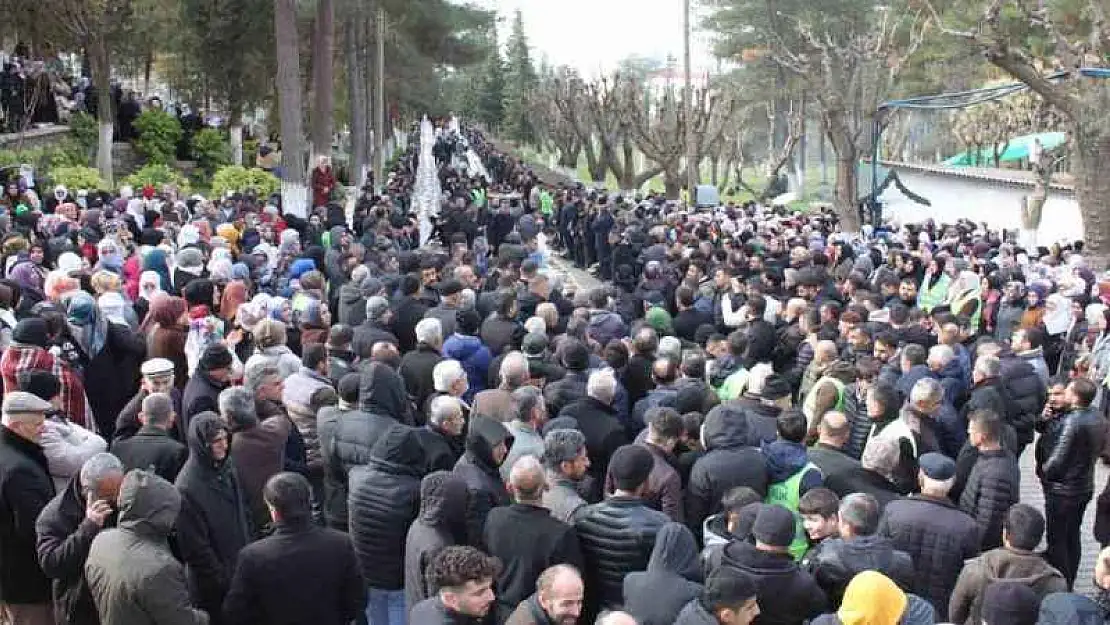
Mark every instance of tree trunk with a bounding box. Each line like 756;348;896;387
834;154;860;231
345;11;369;187
664;170;681;199
89;40;113;187
311;0;335;161
710;155;719;186
557;146;579;169
584;143;606;184
275;0;308;217
1073;130;1110;268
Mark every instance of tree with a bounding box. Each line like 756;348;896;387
929;0;1110;262
709;0;930;229
470;22;505;130
502;9;538;144
275;0;307;216
529;66;582;168
311;0;336;160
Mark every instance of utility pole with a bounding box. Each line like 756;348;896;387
373;4;386;193
683;0;697;204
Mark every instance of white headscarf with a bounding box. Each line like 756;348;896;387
139;270;165;301
1044;293;1072;336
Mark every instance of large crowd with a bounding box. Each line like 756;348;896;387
0;118;1106;625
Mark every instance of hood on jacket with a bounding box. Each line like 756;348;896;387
339;282;365;306
838;570;907;625
647;522;700;580
187;411;230;469
466;415;513;469
328;226;345;249
444;333;484;360
702;403;750;451
763;439;809;483
418;470;469;527
370;425;426;475
979;547;1067;587
359;362;409;419
116;469;182;537
288;258;316;280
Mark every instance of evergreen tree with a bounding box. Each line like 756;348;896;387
501;10;537;144
470;22;505;130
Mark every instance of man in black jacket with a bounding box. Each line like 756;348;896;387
977;340;1046;458
454;415;513;549
399;318;445;422
574;444;668;617
544;339;591;419
484;456;583;620
392;274;430;353
686;403;768;535
1037;377;1106;589
0;391;57;625
223;472;365;625
113;357;185;443
806;493;914;608
807;411;862;487
109;392;187;482
35;453;123;625
558;369;628;486
959;409;1020;551
824;436;903;510
351;296;399;358
410;546;501;624
349;425;424;625
181;344;233;426
743;294;777;367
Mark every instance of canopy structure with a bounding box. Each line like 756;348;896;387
942;131;1067;167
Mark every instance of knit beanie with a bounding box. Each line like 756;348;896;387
981;581;1040;625
752;504;796;548
12;318;49;348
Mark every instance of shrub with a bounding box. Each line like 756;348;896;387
133;109;183;165
69;111;98;157
211;165;279;198
50;166;107;191
121;163;189;194
191;128;231;177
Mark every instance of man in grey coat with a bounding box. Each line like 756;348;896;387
85;469;208;625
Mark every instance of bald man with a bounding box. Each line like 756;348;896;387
808;411;863;487
598;611;639;625
484;456;584;620
505;564;584;625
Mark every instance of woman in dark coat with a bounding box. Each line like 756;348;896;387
175;412;252;625
141;293;189;389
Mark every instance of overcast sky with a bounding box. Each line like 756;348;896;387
467;0;717;76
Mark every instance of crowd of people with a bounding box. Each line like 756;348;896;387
0;117;1107;625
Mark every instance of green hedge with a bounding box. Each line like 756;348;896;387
192;128;231;176
211;165;279;198
50;166;107;191
121;163;190;193
133;109;183;165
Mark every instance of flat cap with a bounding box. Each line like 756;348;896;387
919;452;956;481
141;358;175;377
3;391;54;415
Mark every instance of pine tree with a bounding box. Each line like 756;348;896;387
501;9;537;144
470;22;505;130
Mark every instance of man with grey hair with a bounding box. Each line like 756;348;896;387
352;295;398;358
417;395;467;473
400;317;445;418
878;377;944;477
110;392;187;482
542;429;590;523
658;336;682;364
805;492;914;605
473;352;529;423
36;452;125;625
433;360;469;403
559;369;628;484
485;456;584;616
219;386;290;530
501;387;549;481
824;436;903;510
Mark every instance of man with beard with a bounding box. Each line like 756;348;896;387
410;546;501;624
505;565;584;625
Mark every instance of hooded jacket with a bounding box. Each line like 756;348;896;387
226;405;291;532
174;413;252;620
587;309;629;348
453;416;512;548
716;539;828;625
623;522;704;625
85;470;208;625
0;423;53;604
404;471;469;612
948;546;1067;625
337;281;368;327
811;570;936;625
957;448;1020;550
443;333;493;402
808;534;915;608
686;404;768;534
765;439;823;492
35;476;111;625
349;425;424;590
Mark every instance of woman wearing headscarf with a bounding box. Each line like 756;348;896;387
297;297;331;347
243;318;302;378
143;293;190;388
917;255;951;314
64;291;145;437
1042;292;1073;374
1021;283;1049;330
219;280;249;328
0;281;17;350
979;273;1004;337
142;247;173;295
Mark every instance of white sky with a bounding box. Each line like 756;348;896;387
467;0;717;77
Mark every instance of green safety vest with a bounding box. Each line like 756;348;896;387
765;462;821;561
471;188;487;208
539;190;554;216
716;368;749;401
802;376;846;430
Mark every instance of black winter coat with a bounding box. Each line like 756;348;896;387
453;416;512;549
109;425;187;482
350;320;398;358
1037;407;1106;498
114;388;185;443
733;398;780;448
999;353;1048;447
623;354;655;407
484;503;583;618
879;494;981;614
558;397;627;484
823;467;903;510
182;370;229;426
391;295;429;353
715;540;828;625
573;496;668;614
399;346;444;421
77;323;145;438
623;523;704;625
544;371;589;420
958;448;1020;550
348;426;423;590
0;425;53;604
34;478;106;625
175;413;252;623
414;425;463;474
686;404;768;534
223;520;366;625
807;534;914;607
405;471;469;613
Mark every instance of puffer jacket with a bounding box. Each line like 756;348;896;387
282;366;332;473
404;471;469;612
623;523;704;625
453;416;512;549
348;425;423;590
957;448;1020;550
765;439;823;493
574;495;669;614
842;385;871;460
85;470;208;625
1037;406;1106;498
337;281;367;327
807;534;914;607
545;371;589;420
999;352;1047;448
715;539;828;625
587;309;628;348
686;403;768;534
878;494;981;614
948;546;1067;625
733;396;780;447
442;333;493;403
